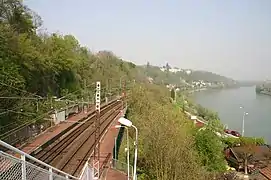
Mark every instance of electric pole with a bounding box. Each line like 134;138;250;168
93;81;101;179
83;79;86;113
36;100;39;112
105;79;108;103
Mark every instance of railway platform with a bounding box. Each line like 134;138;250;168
98;109;130;180
20;107;94;154
103;168;128;180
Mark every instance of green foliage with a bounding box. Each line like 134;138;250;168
0;0;41;34
195;104;220;121
222;137;240;148
0;1;138;132
170;88;175;100
124;84;209;180
195;128;227;172
141;64;234;86
185;71;234;84
222;137;265;148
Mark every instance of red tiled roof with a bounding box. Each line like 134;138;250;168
195;121;205;128
260;166;271;180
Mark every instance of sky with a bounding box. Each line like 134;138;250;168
25;0;271;80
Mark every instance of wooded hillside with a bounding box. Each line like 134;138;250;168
0;0;139;132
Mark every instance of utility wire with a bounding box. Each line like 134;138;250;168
0;111;50;139
0;100;32;116
57;82;96;100
0;81;42;98
0;96;44;100
0;109;36;116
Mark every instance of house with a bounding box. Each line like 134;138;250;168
225;145;271;172
247;166;271;180
260;166;271;180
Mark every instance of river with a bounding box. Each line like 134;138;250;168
192;86;271;143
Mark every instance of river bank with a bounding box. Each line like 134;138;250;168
176;89;270;180
176;86;270;141
190;86;270;143
256;90;271;96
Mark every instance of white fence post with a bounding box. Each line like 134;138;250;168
86;162;90;180
21;154;26;180
0;140;79;180
49;167;53;180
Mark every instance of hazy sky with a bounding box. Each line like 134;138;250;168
25;0;271;80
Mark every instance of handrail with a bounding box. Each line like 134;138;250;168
100;153;111;172
0;140;79;179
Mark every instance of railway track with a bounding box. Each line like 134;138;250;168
58;104;122;176
30;99;122;177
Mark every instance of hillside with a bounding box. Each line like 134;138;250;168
141;64;235;86
0;1;142;132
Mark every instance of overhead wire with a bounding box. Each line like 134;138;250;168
57;82;96;100
0;79;129;136
0;81;42;98
0;99;33;116
0;109;36;116
0;110;51;139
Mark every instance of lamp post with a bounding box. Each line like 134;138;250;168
115;125;130;180
240;107;248;136
117;99;124;111
118;117;138;180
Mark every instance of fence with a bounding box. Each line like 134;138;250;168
111;159;133;179
0;140;78;180
78;162;94;180
0;103;88;147
0;120;51;147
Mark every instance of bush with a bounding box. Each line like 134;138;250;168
125;84;208;180
222;137;265;148
194;123;227;172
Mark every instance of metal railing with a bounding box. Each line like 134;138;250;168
78;162;93;180
0;120;52;147
0;103;89;147
111;159;133;179
0;140;79;180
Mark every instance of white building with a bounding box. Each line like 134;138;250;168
160;67;166;72
160;67;182;73
185;70;192;75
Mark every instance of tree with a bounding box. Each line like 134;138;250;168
165;62;170;77
125;85;208;180
196;104;220;121
165;62;170;71
146;61;150;68
194;120;227;172
170;88;175;100
0;1;140;134
145;61;150;75
238;137;260;176
222;137;265;148
0;0;41;34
